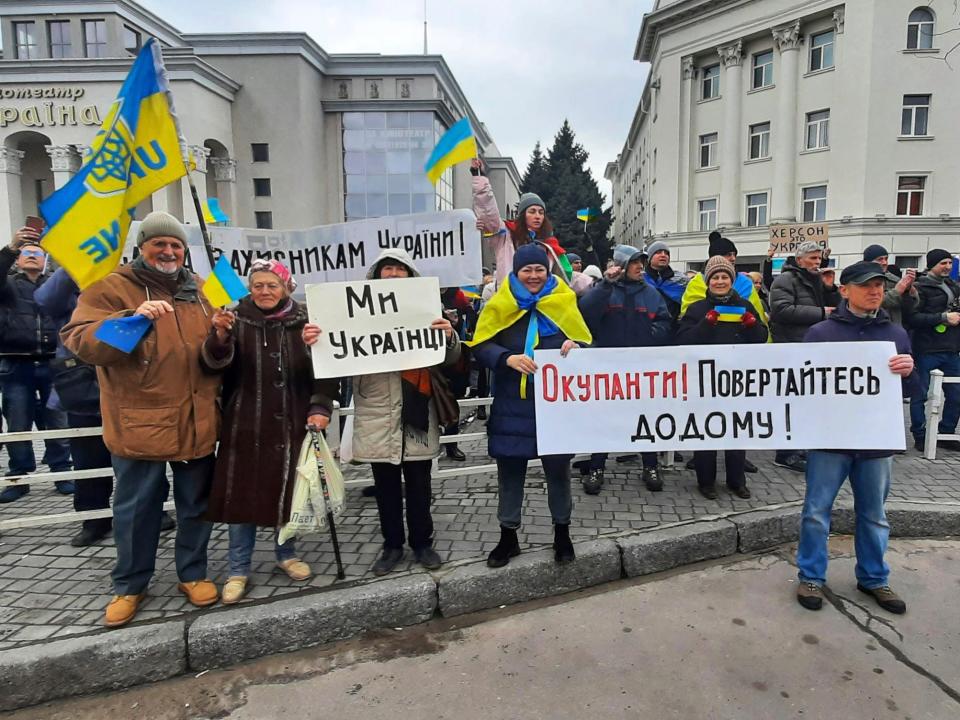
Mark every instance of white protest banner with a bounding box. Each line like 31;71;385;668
534;342;905;453
769;222;830;256
306;276;444;378
125;209;482;288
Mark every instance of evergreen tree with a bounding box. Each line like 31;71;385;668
520;120;612;264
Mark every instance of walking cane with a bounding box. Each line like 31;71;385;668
307;425;346;580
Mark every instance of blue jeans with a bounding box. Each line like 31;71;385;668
910;352;960;441
0;359;71;475
227;524;296;577
796;451;892;589
497;456;572;529
110;454;214;595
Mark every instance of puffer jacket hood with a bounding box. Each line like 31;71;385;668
366;248;421;280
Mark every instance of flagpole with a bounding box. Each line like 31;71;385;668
186;173;216;270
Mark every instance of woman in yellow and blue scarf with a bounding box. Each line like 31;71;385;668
468;244;592;568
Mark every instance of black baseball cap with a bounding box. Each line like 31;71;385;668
839;261;886;286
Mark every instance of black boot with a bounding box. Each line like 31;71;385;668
446;444;466;461
487;526;520;568
553;524;575;563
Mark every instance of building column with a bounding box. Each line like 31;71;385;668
45;145;82;190
678;57;696;232
717;40;743;228
0;148;25;238
209;156;238;224
771;21;803;223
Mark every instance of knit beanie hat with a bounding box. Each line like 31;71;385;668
926;248;952;269
137;211;187;247
644;240;670;259
566;253;581;264
512;243;549;274
704;255;736;284
795;240;821;258
612;244;644;268
517;193;545;217
863;244;888;262
707;230;737;258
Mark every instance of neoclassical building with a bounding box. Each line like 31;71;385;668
606;1;959;271
0;0;520;244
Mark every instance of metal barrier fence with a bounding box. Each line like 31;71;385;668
923;369;960;460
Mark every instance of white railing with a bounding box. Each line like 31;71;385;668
923;369;960;460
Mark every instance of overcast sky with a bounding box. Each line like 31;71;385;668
139;0;654;205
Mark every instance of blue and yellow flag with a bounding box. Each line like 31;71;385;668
94;314;153;353
202;197;229;226
40;39;187;289
424;118;477;185
577;208;600;222
202;255;249;308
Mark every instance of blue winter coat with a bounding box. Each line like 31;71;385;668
472;314;571;459
578;277;672;349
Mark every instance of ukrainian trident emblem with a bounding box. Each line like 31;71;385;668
84;98;135;198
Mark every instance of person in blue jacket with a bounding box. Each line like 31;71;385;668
795;261;917;615
468;244;592;568
578;244;672;494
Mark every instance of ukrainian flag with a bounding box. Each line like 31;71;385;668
202;197;229;226
202;254;249;308
714;305;746;323
577;208;600;222
40;38;187;289
424;118;477;185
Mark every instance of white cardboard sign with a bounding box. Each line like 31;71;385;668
533;342;905;453
306;276;444;379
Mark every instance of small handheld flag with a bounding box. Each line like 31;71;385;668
713;305;747;323
577;208;600;222
94;315;153;353
424;118;477;185
203;254;250;308
40;39;187;290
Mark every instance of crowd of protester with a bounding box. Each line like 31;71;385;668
0;164;956;626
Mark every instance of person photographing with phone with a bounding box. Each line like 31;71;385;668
0;220;74;503
862;245;918;327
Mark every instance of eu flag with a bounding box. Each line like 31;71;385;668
94;315;153;353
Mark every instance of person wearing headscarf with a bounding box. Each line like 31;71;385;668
468;244;592;568
201;259;339;604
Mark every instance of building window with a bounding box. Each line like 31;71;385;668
83;19;107;58
48;21;71;58
907;8;935;49
698;198;718;231
752;50;774;89
802;185;827;221
746;192;768;227
255;211;273;229
13;21;38;59
251;143;270;162
896;176;926;216
253;178;272;197
901;95;930;136
699;132;717;168
701;64;720;99
748;122;771;159
897;255;921;269
806;110;830;149
809;30;834;71
123;25;142;55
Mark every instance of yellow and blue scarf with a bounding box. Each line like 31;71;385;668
467;273;592;398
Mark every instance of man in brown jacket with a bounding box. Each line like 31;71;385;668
62;211;222;627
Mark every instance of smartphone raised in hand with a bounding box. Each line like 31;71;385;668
24;215;45;233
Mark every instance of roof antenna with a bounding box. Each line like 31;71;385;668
423;0;428;54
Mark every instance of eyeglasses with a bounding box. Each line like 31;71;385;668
20;249;45;258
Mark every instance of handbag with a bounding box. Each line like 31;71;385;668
429;367;460;427
50;354;101;414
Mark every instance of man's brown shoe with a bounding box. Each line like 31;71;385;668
857;584;906;614
104;593;146;628
796;582;823;611
178;579;219;607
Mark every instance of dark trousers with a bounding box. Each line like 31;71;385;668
0;359;71;475
581;452;656;474
497;455;572;529
110;454;214;595
694;450;746;490
68;413;113;534
371;460;434;551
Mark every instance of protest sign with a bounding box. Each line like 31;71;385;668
306;276;445;378
124;209;482;288
533;342;905;453
769;222;829;256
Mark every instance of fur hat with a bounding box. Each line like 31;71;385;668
137;211;187;247
704;255;736;284
707;230;737;258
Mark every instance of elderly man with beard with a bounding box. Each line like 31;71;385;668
62;211;223;628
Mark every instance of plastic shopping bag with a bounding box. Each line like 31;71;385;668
339;413;355;465
278;431;346;545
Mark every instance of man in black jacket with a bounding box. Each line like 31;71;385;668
0;227;72;502
904;249;960;451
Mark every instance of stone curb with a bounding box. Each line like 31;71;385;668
0;621;185;712
437;538;621;618
188;574;437;671
618;519;738;577
729;507;801;553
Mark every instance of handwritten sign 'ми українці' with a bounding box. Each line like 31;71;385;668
306;276;445;379
533;342;904;453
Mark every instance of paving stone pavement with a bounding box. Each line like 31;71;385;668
0;410;958;652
